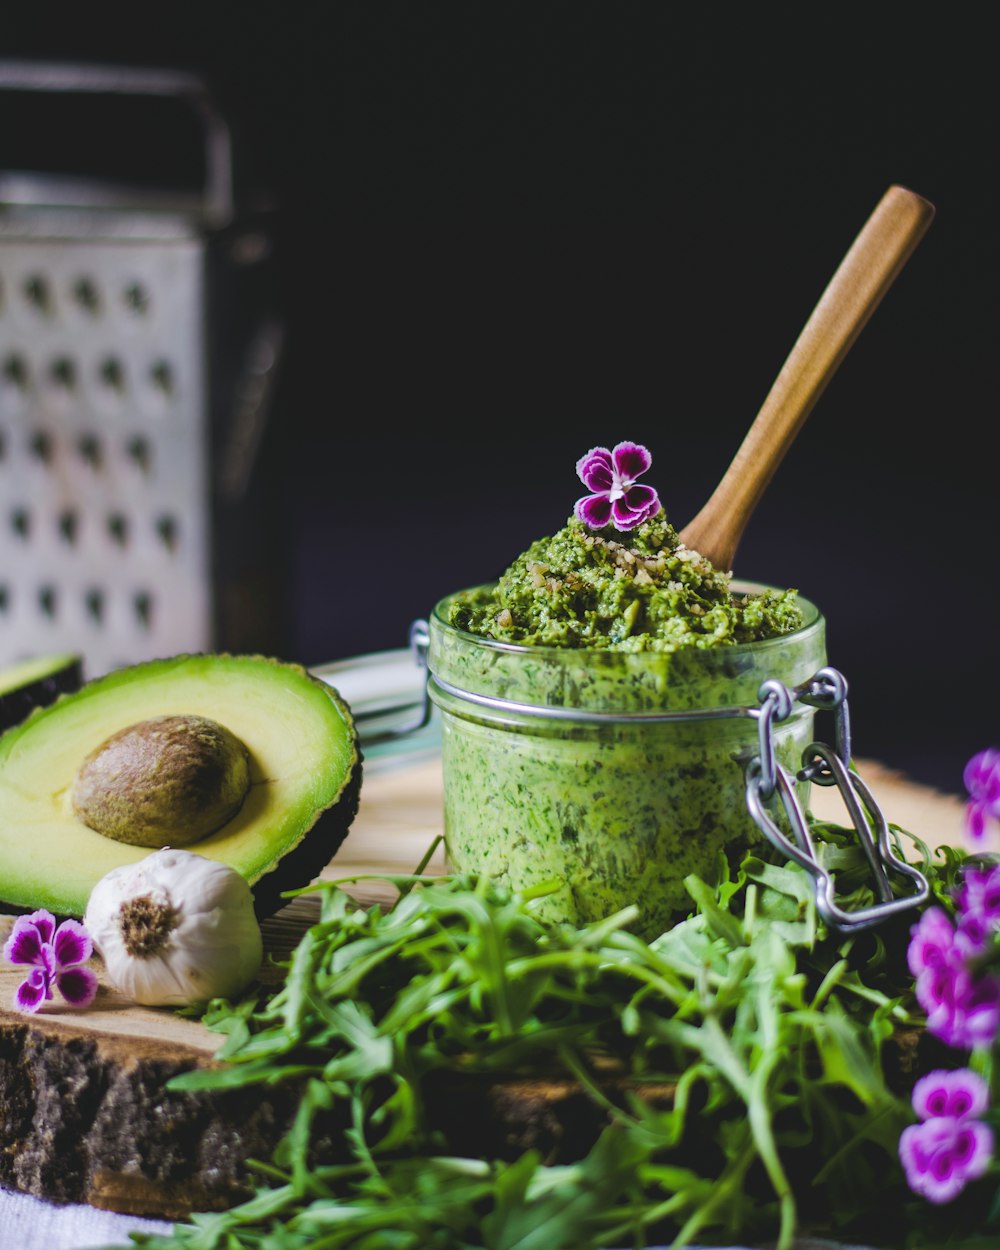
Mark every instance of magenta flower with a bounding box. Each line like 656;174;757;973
963;748;1000;844
910;1067;991;1122
919;962;1000;1052
574;441;660;532
907;905;1000;1050
907;905;959;978
955;861;1000;951
3;909;98;1013
899;1068;994;1204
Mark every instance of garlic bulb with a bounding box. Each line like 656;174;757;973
83;847;263;1007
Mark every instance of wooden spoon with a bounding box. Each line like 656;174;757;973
678;184;935;572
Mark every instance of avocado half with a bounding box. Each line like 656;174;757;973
0;653;362;919
0;652;83;732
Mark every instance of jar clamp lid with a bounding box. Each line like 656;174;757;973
362;619;930;933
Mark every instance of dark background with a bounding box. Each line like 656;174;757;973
3;3;997;799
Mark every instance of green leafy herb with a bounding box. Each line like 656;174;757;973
117;829;961;1250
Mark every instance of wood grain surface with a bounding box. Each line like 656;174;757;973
679;185;936;572
0;749;980;1218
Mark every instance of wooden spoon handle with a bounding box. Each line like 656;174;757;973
678;184;935;571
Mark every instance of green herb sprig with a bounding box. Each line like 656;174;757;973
119;828;956;1250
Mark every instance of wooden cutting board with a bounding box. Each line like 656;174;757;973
0;750;978;1219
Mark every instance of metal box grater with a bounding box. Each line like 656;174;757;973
0;61;283;678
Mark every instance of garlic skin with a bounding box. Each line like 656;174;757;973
83;848;264;1007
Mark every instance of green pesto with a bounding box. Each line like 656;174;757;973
430;510;821;940
446;512;803;652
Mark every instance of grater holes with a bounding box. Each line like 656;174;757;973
99;356;126;395
123;282;151;316
48;356;78;392
38;585;57;619
155;513;178;552
107;512;129;546
58;509;79;545
72;276;101;315
139;358;176;417
77;432;102;469
3;353;29;392
126;434;151;473
29;430;54;463
10;506;30;539
149;359;174;399
23;274;53;317
85;587;104;625
133;590;153;629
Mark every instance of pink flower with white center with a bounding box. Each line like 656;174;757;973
921;961;1000;1052
3;908;98;1013
910;1068;991;1122
955;861;1000;950
907;905;1000;1051
574;441;661;532
963;748;1000;844
899;1068;994;1204
907;905;960;978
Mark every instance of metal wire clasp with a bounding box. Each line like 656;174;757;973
350;619;432;746
745;667;929;931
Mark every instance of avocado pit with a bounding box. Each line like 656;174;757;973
71;713;251;848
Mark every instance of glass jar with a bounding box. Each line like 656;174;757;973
427;582;826;941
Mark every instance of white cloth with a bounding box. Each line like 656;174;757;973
0;1184;174;1249
0;1184;884;1249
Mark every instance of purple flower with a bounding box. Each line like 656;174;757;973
899;1068;994;1204
3;909;97;1013
908;905;958;977
900;1114;994;1204
963;748;1000;844
907;906;1000;1050
955;861;1000;951
574;442;660;532
910;1067;991;1121
921;964;1000;1052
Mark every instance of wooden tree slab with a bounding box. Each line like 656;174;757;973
0;754;974;1219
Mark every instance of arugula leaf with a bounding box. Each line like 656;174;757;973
136;825;963;1250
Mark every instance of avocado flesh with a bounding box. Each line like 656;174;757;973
0;653;362;919
0;653;83;731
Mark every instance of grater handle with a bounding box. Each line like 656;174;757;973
0;59;233;225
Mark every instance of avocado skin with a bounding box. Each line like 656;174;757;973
0;654;83;732
246;674;364;919
251;737;364;919
0;653;364;920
